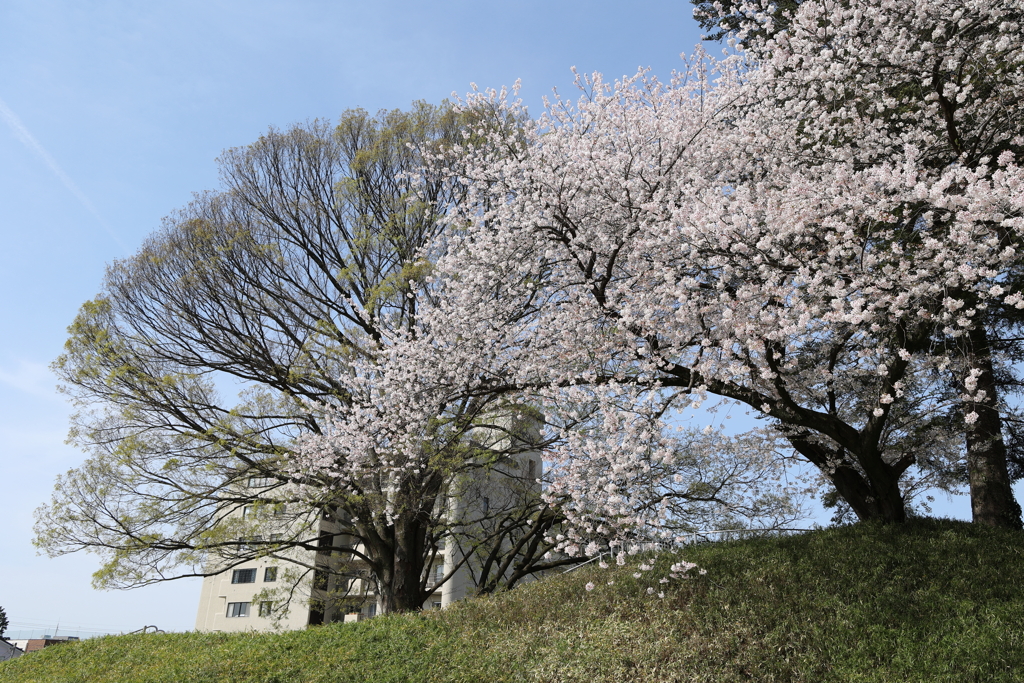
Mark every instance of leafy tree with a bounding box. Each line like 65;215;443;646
35;103;572;615
0;605;8;639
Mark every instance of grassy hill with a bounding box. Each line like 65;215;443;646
3;519;1022;683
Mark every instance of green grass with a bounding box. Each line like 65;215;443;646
4;518;1023;682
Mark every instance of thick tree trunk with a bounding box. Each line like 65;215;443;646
381;551;424;612
379;568;425;613
791;439;907;523
376;558;426;613
963;326;1023;529
831;463;907;524
360;474;446;614
374;511;432;614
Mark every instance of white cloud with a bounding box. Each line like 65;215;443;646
0;358;63;403
0;94;126;250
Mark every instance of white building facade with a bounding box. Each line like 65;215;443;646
195;416;545;632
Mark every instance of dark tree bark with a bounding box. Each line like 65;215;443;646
963;325;1023;529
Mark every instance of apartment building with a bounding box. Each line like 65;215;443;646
194;511;455;631
196;417;545;632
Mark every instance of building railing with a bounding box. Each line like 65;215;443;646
125;625;165;635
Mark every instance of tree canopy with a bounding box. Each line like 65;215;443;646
36;103;572;614
338;0;1024;556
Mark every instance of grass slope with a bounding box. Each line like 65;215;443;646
3;519;1022;683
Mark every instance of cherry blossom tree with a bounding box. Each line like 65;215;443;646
376;0;1024;546
717;0;1024;527
296;72;826;560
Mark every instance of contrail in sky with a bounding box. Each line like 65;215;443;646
0;95;128;251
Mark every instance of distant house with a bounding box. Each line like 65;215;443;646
8;636;78;654
0;639;24;661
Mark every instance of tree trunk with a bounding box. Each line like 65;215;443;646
963;325;1023;529
375;514;430;614
831;463;907;524
379;571;424;613
791;439;907;523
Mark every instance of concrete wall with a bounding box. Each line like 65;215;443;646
194;555;312;633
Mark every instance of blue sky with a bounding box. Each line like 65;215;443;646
0;0;988;638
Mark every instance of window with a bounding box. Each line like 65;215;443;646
258;601;273;617
241;505;252;519
237;536;263;550
367;603;377;618
264;567;278;582
482;496;490;514
232;568;256;584
434;564;444;583
528;459;536;480
248;476;273;488
432;601;442;610
226;602;250;618
316;533;334;555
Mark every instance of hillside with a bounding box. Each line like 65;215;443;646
2;519;1022;683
